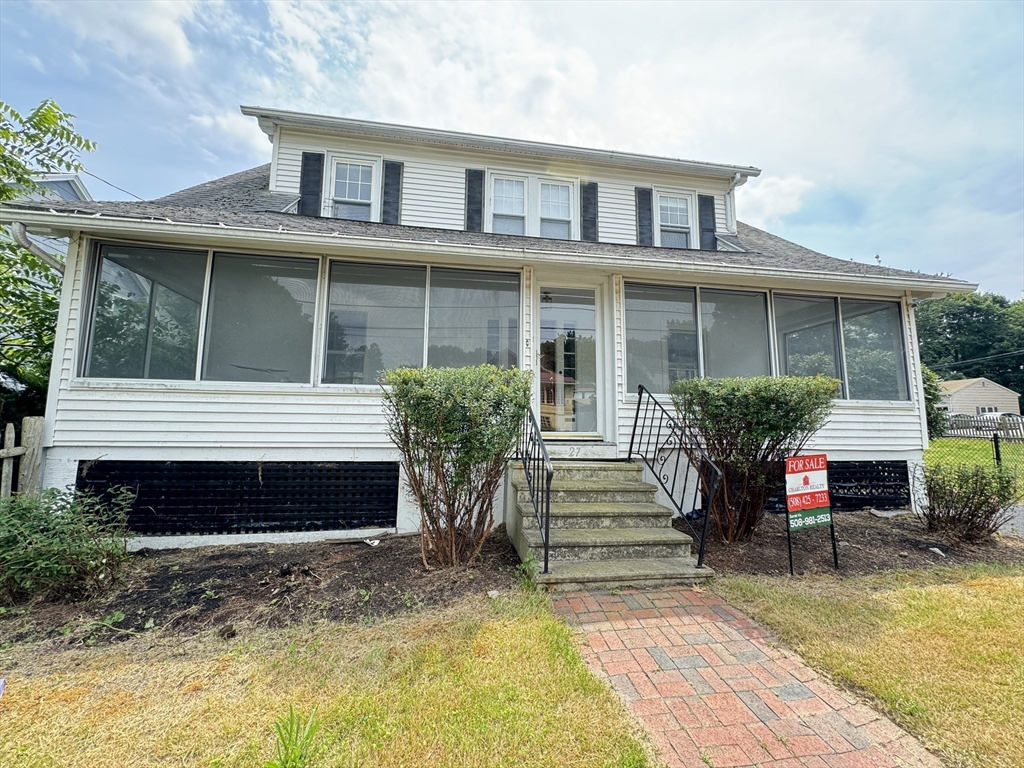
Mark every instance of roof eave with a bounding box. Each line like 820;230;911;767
0;207;975;297
240;106;761;182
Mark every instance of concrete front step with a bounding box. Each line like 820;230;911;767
512;461;642;483
522;527;693;562
514;478;657;505
518;501;673;530
537;557;714;591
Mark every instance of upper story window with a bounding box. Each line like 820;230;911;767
540;183;572;239
327;154;381;221
492;177;526;234
656;191;694;248
487;171;577;240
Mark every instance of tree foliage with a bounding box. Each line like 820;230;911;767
670;375;839;543
920;364;947;439
916;293;1024;397
0;99;94;422
381;365;532;568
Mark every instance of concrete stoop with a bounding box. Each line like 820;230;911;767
507;461;713;591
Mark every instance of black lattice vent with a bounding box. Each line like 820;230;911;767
764;460;911;513
76;460;399;536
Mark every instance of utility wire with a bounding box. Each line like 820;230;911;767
80;170;144;201
929;348;1024;369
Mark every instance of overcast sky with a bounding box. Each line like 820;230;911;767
1;0;1021;298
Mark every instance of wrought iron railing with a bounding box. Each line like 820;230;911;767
627;384;722;568
517;408;554;574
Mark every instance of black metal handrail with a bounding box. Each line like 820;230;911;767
517;408;554;574
627;384;722;568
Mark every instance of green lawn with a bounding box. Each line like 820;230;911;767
0;593;654;768
712;565;1024;768
925;437;997;468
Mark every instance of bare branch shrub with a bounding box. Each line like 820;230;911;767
381;365;532;568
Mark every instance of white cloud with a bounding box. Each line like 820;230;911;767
737;176;816;229
188;111;269;159
35;0;198;67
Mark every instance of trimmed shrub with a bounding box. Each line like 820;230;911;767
919;464;1021;542
670;375;839;542
921;365;948;439
381;365;532;568
0;486;134;603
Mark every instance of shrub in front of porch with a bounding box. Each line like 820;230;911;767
381;365;532;568
670;375;839;543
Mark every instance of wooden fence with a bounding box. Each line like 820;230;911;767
0;417;44;499
945;414;1024;439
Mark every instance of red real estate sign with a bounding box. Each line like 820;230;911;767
785;453;830;512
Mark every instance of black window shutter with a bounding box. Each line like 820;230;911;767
581;182;599;242
298;152;325;217
635;188;653;246
382;160;403;225
698;194;717;250
465;169;484;232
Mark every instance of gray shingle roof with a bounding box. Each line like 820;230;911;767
2;164;971;287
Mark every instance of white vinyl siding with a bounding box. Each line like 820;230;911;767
400;161;465;229
598;182;637;244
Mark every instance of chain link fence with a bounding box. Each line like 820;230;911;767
925;434;1023;472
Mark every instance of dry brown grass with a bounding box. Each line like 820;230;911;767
713;565;1024;768
0;593;654;768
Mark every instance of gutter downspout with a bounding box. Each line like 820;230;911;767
725;172;746;233
8;221;65;275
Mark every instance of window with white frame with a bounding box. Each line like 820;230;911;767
492;177;526;235
656;190;694;249
540;182;571;239
328;156;380;221
488;172;576;239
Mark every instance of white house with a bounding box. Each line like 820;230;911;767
0;107;975;583
939;377;1020;415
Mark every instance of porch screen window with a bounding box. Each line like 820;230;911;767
427;268;519;368
841;299;909;400
323;263;426;384
774;295;843;387
332;162;373;220
540;182;571;240
202;254;318;383
85;245;207;380
624;283;698;394
492;178;525;235
700;289;770;378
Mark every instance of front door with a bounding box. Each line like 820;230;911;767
538;286;601;437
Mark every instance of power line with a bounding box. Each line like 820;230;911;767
929;348;1024;369
80;170;144;201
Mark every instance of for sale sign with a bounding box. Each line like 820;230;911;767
785;453;831;527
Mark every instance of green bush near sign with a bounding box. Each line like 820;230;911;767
670;375;840;542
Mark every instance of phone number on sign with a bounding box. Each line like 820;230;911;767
790;513;832;529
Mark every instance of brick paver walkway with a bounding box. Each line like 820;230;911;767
553;587;941;768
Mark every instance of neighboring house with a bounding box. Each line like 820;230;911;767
0;107;975;556
938;378;1020;415
20;173;93;256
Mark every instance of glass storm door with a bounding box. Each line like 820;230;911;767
539;287;599;435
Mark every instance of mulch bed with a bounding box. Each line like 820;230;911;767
0;528;521;649
683;510;1024;576
3;513;1023;651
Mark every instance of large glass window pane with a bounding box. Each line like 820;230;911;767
700;289;770;378
202;254;318;383
660;230;689;249
540;219;570;239
323;263;425;384
427;268;520;368
774;295;842;386
841;299;909;400
625;283;698;394
86;245;206;380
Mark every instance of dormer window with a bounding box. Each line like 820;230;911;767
656;192;692;249
492;177;526;234
486;171;578;239
540;182;571;240
326;154;381;221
